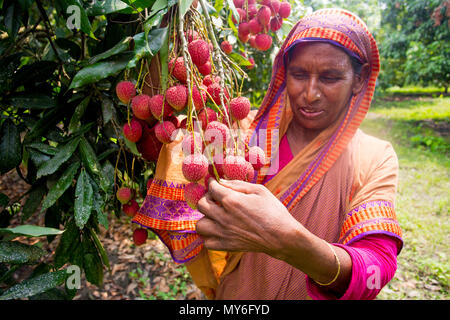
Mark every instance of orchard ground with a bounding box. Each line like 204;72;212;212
1;89;448;300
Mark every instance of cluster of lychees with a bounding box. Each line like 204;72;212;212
224;0;291;52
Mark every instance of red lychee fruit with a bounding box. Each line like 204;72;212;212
166;85;188;111
154;121;176;144
257;5;272;27
203;75;221;87
136;124;163;162
133;228;148;246
169;57;187;83
223;155;249;180
279;1;291;19
184;182;207;209
233;0;244;8
185;30;199;43
207;82;230;106
247;4;258;19
229;96;251;120
198;107;218;130
149;94;173;119
232;8;247;24
221;40;233;54
245;145;266;170
182;154;209;182
249;35;258;49
239;22;250;36
248;18;263;34
123;199;139;217
116;81;136;104
188;40;211;67
123;118;143;143
245;161;255;182
205;121;229;146
116;187;134;204
197;60;212;76
238;28;250;43
269;0;281;16
131;94;152;120
270;16;283;31
255;33;273;51
192;84;208;111
182;131;203;155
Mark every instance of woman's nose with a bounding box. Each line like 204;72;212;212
305;77;321;104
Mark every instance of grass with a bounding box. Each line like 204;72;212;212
361;95;449;299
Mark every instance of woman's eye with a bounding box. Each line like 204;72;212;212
320;76;339;83
293;73;308;80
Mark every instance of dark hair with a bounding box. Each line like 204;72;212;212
349;55;364;75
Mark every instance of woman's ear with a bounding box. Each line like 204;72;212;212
352;63;370;96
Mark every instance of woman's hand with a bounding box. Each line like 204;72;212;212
196;178;303;257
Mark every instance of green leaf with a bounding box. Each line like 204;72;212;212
85;0;129;16
0;241;46;264
101;98;116;125
26;142;58;156
228;52;252;66
78;137;101;177
4;2;22;40
69;53;133;89
0;52;24;95
74;170;93;229
0;225;64;238
0;119;22;175
89;228;110;270
0;193;9;208
99;161;114;194
12;61;58;88
159;22;169;91
88;36;133;64
8;93;57;109
179;0;194;18
57;0;96;39
68;96;90;134
127;28;168;68
225;0;239;24
54;219;80;268
36;137;81;179
214;0;224;14
40;161;80;213
22;185;46;222
0;269;68;300
124;137;141;156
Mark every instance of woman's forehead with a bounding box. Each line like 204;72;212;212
287;43;352;70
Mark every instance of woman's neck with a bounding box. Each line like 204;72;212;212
285;120;322;156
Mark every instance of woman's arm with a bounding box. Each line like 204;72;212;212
196;178;353;295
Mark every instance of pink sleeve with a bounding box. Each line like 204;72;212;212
306;234;398;300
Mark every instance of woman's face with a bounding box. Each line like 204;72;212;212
286;42;365;132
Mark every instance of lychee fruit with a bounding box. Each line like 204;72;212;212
245;145;266;170
207;82;230;106
149;94;173;119
233;0;244;8
188;40;211;67
185;30;199;43
133;228;148;246
221;40;233;54
257;5;272;27
123;199;139;217
116;81;136;104
154;121;176;144
205;121;229;146
248;18;263;34
184;182;207;209
116;187;134;204
198;107;218;130
169;57;187;83
166;85;188;111
131;94;152;120
270;16;283;31
268;0;281;16
192;84;208;111
197;61;212;76
279;1;291;18
247;3;258;19
182;154;209;182
182;131;203;155
255;33;273;51
238;28;250;43
247;57;255;70
229;96;251;120
223;155;249;181
232;8;247;24
123;118;143;143
244;161;255;182
136;125;163;162
203;75;220;87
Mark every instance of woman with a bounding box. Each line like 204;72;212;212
133;8;403;300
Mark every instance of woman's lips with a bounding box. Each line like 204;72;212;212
299;107;324;119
